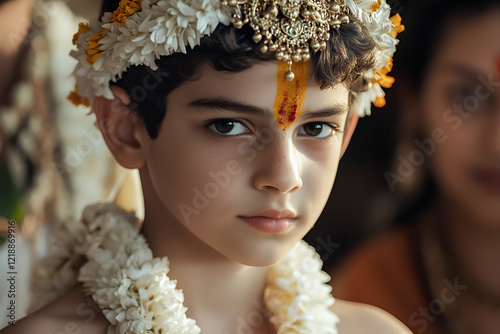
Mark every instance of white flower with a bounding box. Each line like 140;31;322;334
71;0;231;106
67;203;338;334
345;0;402;116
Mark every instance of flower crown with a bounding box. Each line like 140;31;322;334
68;0;403;117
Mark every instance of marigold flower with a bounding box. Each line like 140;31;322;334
85;28;106;65
110;0;143;26
370;0;382;11
373;96;386;108
390;13;405;38
72;22;90;47
68;84;91;107
375;58;395;89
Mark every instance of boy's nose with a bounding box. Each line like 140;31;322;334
252;136;302;194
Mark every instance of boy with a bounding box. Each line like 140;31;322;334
1;0;410;333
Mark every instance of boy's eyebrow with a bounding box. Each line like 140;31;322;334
188;97;348;119
188;97;272;119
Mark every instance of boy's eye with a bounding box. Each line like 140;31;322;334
208;119;249;136
298;122;335;138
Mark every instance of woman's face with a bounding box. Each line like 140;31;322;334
139;61;351;266
420;9;500;225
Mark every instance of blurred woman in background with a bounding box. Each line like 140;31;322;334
330;0;500;333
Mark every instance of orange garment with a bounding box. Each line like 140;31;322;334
330;225;441;334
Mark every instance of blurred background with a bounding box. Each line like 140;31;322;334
0;0;142;327
305;0;416;269
2;0;499;333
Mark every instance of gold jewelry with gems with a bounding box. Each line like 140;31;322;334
224;0;350;81
68;0;403;118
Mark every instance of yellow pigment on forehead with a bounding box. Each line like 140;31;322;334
273;61;309;131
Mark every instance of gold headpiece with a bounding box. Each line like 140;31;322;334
224;0;350;81
69;0;403;117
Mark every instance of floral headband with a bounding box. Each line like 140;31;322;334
68;0;403;117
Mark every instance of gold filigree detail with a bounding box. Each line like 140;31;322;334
223;0;350;81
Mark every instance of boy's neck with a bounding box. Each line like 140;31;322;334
139;170;273;334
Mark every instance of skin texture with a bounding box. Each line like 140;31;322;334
0;61;411;334
418;10;500;332
389;9;500;333
95;61;356;333
138;61;352;267
419;10;500;227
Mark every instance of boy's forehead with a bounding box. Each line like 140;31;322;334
178;62;349;111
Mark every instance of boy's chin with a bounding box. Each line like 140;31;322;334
216;239;301;267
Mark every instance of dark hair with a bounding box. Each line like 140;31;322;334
101;0;377;138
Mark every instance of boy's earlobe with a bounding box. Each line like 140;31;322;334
340;113;359;158
93;86;146;169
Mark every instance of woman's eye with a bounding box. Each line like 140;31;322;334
446;85;476;102
208;119;248;136
298;122;335;138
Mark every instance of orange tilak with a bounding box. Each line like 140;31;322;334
273;61;309;131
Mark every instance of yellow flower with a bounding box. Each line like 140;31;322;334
375;58;395;89
371;14;405;109
370;0;382;11
83;1;143;65
68;84;91;107
110;0;143;26
372;59;395;108
85;28;106;65
390;13;405;38
373;96;386;108
73;22;90;47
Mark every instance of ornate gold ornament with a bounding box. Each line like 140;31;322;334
223;0;351;81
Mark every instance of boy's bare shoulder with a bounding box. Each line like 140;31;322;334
332;299;413;334
0;286;109;334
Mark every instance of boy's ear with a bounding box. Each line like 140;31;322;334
340;113;359;158
93;86;146;169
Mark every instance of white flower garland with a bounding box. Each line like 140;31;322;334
345;0;400;116
75;203;339;334
71;0;231;102
70;0;402;117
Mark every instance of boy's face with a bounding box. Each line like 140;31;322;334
138;61;352;266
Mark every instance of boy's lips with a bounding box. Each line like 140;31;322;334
239;209;297;233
